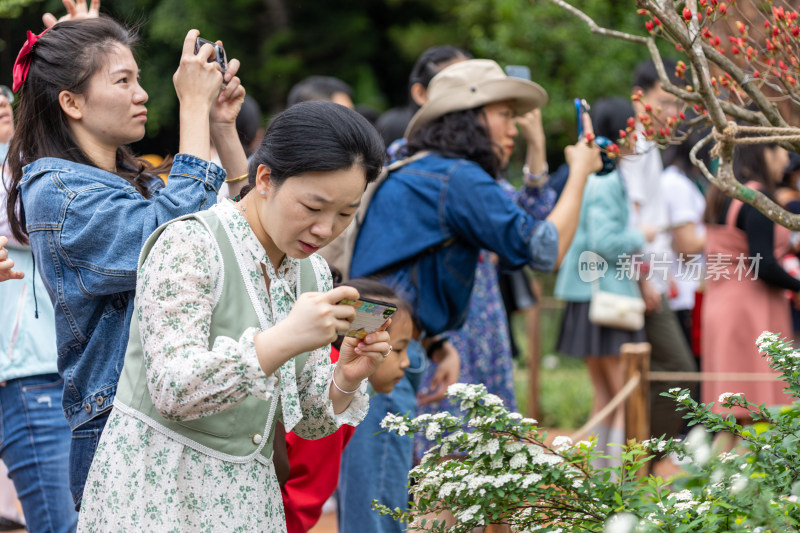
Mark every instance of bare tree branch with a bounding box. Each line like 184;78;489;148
539;0;649;44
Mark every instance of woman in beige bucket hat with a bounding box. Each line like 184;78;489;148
352;57;601;333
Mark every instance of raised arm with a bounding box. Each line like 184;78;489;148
545;114;602;267
209;53;249;198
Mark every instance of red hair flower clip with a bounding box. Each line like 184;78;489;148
12;28;49;93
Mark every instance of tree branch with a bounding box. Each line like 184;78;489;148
538;0;649;44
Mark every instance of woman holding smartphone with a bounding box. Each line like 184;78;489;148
6;14;247;507
351;59;600;358
77;101;387;530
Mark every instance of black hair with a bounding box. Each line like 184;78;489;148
662;121;712;179
287;76;353;108
6;16;170;244
704;139;778;224
405;107;500;177
241;100;385;196
408;45;473;101
375;107;415;148
633;58;680;92
589;97;635;140
236;95;262;156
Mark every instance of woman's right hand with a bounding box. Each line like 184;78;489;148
280;285;360;355
564;113;602;177
0;237;24;282
173;29;227;112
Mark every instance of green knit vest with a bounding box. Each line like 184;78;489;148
115;208;318;463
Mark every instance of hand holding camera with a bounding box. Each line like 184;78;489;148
174;30;229;111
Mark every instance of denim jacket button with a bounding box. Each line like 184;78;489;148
96;396;104;406
252;433;262;445
84;403;92;414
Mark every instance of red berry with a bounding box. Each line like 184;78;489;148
683;6;692;21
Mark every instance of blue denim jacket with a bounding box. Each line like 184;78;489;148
18;154;225;430
350;152;558;335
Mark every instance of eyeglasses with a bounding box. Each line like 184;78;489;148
0;86;14;105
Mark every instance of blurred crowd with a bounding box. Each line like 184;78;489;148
1;2;799;532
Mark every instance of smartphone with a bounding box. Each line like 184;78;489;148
575;97;615;176
336;296;397;339
575;98;589;139
194;37;227;74
505;65;532;81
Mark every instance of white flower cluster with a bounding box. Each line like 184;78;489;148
604;512;639;533
473;437;500;456
730;473;748;494
664;489;712;514
510;452;527;470
552;435;573;451
642;439;668;452
424;421;442;441
456;504;483;525
756;331;780;349
718;451;738;463
380;412;411;436
718;392;744;404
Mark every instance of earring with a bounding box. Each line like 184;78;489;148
260;190;266;196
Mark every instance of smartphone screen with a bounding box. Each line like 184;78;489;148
336;296;397;339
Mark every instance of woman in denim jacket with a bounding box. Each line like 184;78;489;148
5;16;248;508
0;83;77;531
352;59;601;340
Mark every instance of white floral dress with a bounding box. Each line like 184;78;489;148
77;200;368;532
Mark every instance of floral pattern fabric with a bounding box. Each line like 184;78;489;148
78;200;368;532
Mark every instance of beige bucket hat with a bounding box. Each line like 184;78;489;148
404;59;548;139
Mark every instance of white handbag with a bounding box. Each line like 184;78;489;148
588;288;645;331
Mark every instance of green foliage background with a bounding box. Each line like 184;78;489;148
1;0;675;164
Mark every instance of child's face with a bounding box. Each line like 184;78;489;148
368;310;413;394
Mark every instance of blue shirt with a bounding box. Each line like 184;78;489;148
350;152;558;336
18;154;225;430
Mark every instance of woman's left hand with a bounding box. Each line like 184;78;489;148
336;323;392;387
515;109;545;147
210;57;245;127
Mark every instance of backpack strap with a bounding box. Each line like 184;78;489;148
320;151;431;279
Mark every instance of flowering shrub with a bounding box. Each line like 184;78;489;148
375;332;800;532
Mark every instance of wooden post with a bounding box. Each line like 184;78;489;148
527;278;543;421
621;342;651;477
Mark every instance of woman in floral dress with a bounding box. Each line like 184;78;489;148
77;101;388;531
